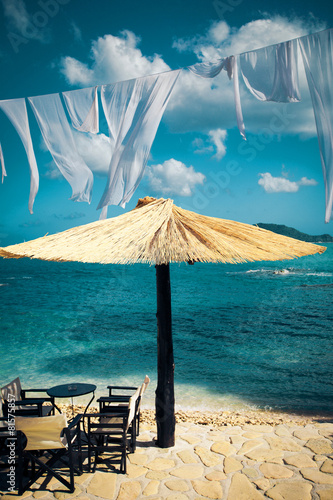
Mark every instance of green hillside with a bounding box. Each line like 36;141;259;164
255;223;333;243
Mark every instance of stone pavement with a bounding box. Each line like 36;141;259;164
1;419;333;500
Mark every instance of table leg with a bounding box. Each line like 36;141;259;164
82;392;95;441
83;392;95;416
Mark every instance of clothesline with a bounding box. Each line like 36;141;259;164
0;27;332;222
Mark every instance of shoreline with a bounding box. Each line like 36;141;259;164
60;404;333;427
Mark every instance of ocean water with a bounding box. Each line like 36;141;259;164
0;244;332;416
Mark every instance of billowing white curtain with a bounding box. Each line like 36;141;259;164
0;98;39;213
239;39;300;102
99;70;181;215
0;143;6;183
223;56;246;139
299;28;333;222
62;86;99;134
188;56;246;139
29;93;93;203
188;58;226;78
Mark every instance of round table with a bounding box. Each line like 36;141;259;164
47;383;96;416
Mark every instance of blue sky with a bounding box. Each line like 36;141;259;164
0;0;332;245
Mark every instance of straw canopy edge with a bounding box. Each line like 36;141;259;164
0;197;326;265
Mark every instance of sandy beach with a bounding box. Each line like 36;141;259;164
1;405;332;500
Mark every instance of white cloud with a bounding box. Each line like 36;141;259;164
173;16;325;61
193;129;227;159
70;21;83;43
298;176;318;186
73;132;111;175
145;158;205;197
208;129;227;159
60;30;170;86
43;132;112;179
61;57;94;86
1;0;50;42
207;21;230;45
192;137;214;156
258;172;318;193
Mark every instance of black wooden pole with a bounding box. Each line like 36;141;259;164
155;263;175;448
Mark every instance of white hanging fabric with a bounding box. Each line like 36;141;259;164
223;56;246;139
299;28;333;223
188;55;246;139
187;56;246;139
29;93;93;203
99;70;181;214
0;98;39;213
239;39;300;102
188;58;226;78
0;143;6;183
62;86;99;134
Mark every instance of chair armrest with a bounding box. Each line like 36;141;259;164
22;388;49;393
15;398;46;405
68;414;82;430
98;396;131;402
21;389;54;401
107;385;137;396
20;394;55;405
107;386;137;390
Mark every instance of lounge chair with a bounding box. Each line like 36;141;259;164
1;377;55;417
15;413;82;495
85;386;141;473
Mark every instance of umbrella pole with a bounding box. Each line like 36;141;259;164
155;263;175;448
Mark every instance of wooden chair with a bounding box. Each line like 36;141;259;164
15;414;82;495
1;377;55;417
97;375;150;436
85;386;141;474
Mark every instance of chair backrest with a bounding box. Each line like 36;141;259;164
139;375;150;397
137;375;150;414
125;387;141;433
15;414;68;451
1;377;22;402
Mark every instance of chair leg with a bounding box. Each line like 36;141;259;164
26;451;75;492
130;424;136;453
67;443;75;493
77;427;83;473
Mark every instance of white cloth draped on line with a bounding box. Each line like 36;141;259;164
188;56;245;139
99;70;181;216
188;58;226;78
223;56;246;139
299;28;333;223
29;93;94;203
239;39;300;102
0;143;6;183
0;98;39;213
62;86;99;134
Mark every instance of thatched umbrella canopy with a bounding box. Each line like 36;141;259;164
0;196;326;447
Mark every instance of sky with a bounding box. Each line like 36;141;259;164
0;0;332;246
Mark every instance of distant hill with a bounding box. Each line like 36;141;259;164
255;223;333;243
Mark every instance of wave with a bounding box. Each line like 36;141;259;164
234;268;333;278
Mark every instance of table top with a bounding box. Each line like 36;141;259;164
47;383;96;398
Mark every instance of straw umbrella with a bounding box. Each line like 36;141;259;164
0;196;326;447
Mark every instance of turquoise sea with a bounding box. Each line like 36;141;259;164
0;244;332;416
